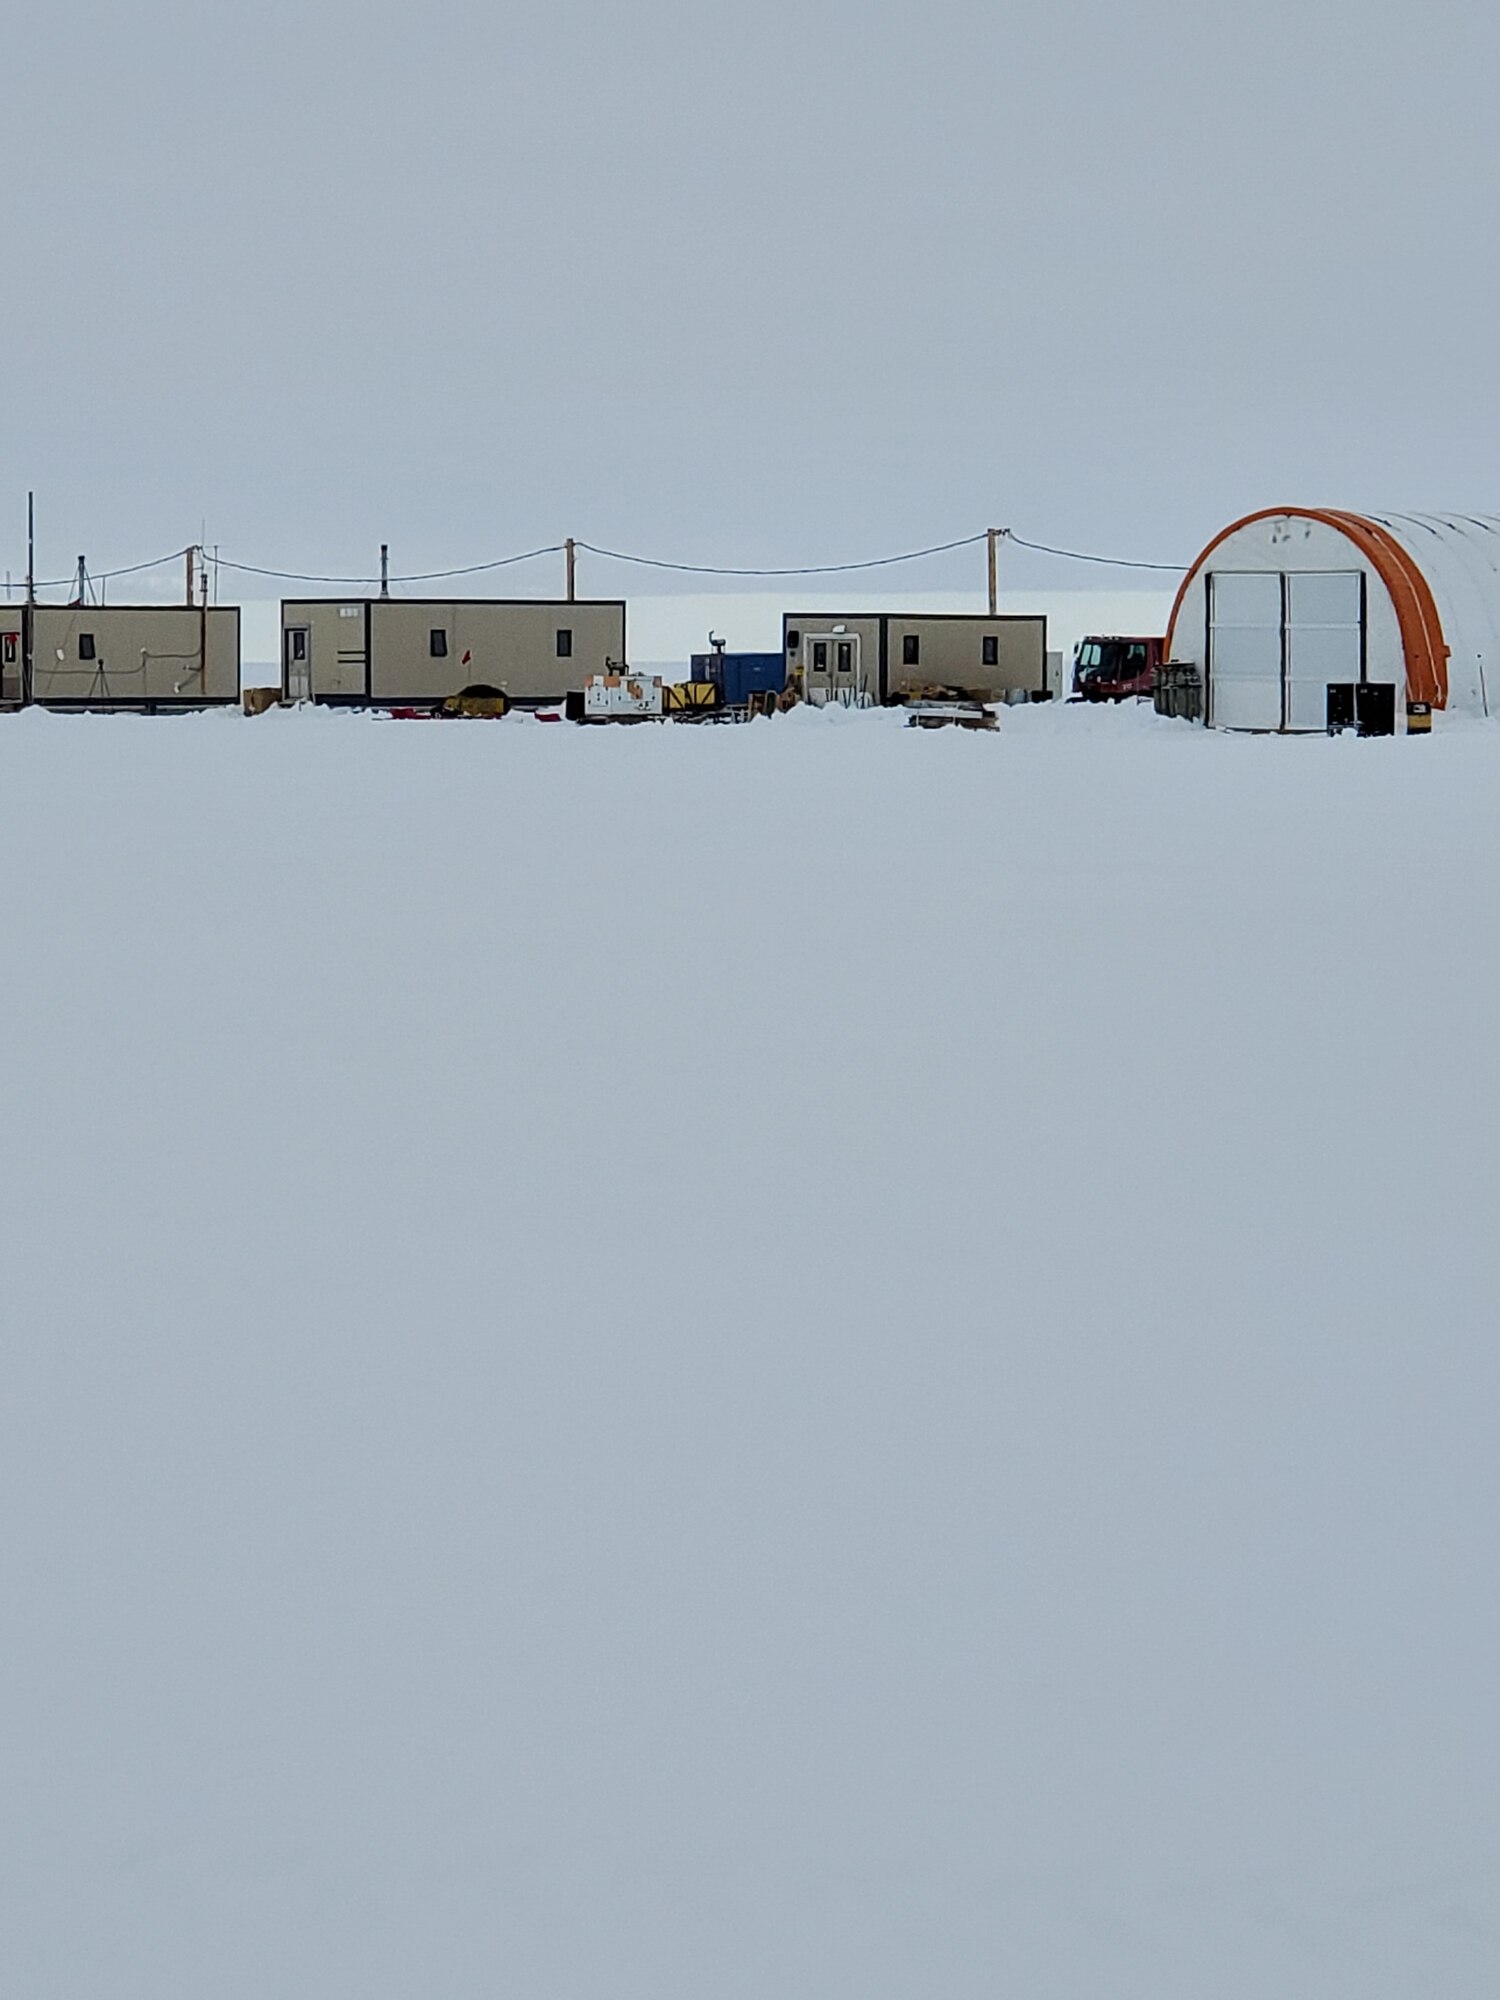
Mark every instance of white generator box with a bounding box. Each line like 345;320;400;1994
583;672;664;720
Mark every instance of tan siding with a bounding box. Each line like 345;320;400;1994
281;599;627;704
887;616;1046;698
368;601;625;703
783;612;1047;701
784;615;882;702
282;601;368;698
30;606;239;704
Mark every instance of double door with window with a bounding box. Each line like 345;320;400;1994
804;631;863;704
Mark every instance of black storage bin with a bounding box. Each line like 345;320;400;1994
1326;683;1357;733
1357;683;1396;736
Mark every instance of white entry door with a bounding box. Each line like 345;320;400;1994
1285;572;1363;730
284;624;312;701
0;625;20;704
1208;573;1283;729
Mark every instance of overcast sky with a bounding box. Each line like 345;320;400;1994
5;0;1498;598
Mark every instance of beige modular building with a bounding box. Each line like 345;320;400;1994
782;611;1050;705
0;602;240;708
280;597;628;707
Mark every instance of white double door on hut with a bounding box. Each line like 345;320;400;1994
1207;570;1365;730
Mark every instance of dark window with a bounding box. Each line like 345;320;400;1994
811;640;828;671
902;633;920;667
78;633;96;661
289;629;307;663
836;641;852;674
430;629;448;658
982;635;999;667
556;628;573;658
786;628;801;651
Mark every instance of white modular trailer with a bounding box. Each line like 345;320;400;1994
281;597;628;707
783;612;1049;706
1167;508;1500;730
0;603;240;709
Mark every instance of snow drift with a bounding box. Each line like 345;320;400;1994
1;703;1496;1997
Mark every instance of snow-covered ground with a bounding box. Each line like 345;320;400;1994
2;701;1497;1998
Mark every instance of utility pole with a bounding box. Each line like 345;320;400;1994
73;555;87;607
380;544;390;599
186;545;196;606
987;527;1004;617
24;494;34;706
565;537;576;604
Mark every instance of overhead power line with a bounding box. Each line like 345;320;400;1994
571;533;989;577
212;544;566;586
9;530;1186;594
6;545;194;592
1004;533;1183;573
86;547;198;582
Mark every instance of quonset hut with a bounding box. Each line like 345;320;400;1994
1166;508;1500;732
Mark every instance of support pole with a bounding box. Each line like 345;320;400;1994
565;537;576;604
987;527;1000;617
24;494;34;705
379;544;389;599
186;545;195;606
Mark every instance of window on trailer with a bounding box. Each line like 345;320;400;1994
430;629;448;658
902;634;920;667
78;633;96;661
556;628;573;658
982;635;998;667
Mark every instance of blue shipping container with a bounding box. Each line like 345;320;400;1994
691;651;786;708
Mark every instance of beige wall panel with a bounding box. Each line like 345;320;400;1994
783;615;882;701
783;612;1047;700
886;616;1046;698
282;601;369;698
30;606;240;704
368;600;626;703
